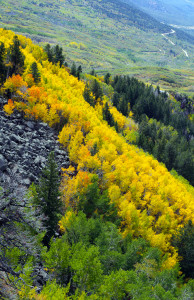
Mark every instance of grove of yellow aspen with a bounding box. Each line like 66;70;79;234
1;29;194;269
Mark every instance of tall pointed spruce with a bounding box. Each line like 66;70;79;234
34;152;62;246
0;42;7;85
8;35;25;76
30;62;41;83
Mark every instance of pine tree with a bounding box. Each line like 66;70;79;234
7;35;25;76
172;220;194;278
91;79;103;103
90;68;96;76
83;83;94;107
0;42;6;85
103;102;114;127
112;92;120;108
30;62;41;83
34;152;62;246
104;72;111;84
77;65;82;80
71;62;77;76
53;45;65;67
44;43;54;63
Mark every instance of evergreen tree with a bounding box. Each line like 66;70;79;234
172;220;194;278
104;72;111;84
45;44;65;67
112;92;120;108
103;102;114;127
91;79;103;103
77;65;82;80
44;43;54;63
0;42;7;85
90;68;96;76
70;62;77;77
34;152;62;246
118;97;128;116
83;83;95;107
164;140;176;170
30;62;41;83
53;45;65;67
176;150;194;185
7;35;25;76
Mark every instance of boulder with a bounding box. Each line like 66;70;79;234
0;155;7;171
26;121;35;130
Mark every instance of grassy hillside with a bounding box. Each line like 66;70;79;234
0;0;194;93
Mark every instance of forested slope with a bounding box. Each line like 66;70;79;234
109;75;194;185
0;29;194;299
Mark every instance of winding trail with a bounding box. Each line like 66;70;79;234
161;29;176;46
161;29;189;57
182;49;189;57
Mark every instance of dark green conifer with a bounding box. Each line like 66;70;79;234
44;43;54;63
8;35;25;76
0;42;7;85
30;62;41;83
104;72;111;84
103;102;114;127
90;68;96;76
77;65;82;80
91;79;103;103
53;45;65;67
83;83;95;107
172;220;194;278
71;62;77;76
34;152;62;246
112;92;120;108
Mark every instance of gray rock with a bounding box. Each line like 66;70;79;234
34;156;47;165
10;134;24;144
22;178;31;186
39;122;48;128
0;155;7;171
26;121;35;130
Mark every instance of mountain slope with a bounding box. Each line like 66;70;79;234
0;29;194;299
1;28;194;256
0;0;194;92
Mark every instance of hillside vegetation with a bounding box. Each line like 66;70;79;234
0;29;194;299
0;0;194;94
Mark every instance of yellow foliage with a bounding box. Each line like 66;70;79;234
108;185;121;203
24;73;35;87
4;99;15;115
68;130;84;164
1;30;194;265
59;210;74;233
3;74;27;93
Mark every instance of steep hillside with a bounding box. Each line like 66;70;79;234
0;29;194;299
0;0;194;93
1;27;194;255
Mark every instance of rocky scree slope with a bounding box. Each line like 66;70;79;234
0;97;69;190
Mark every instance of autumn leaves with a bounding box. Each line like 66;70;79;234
1;29;194;269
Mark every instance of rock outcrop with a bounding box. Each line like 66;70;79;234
0;97;69;190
